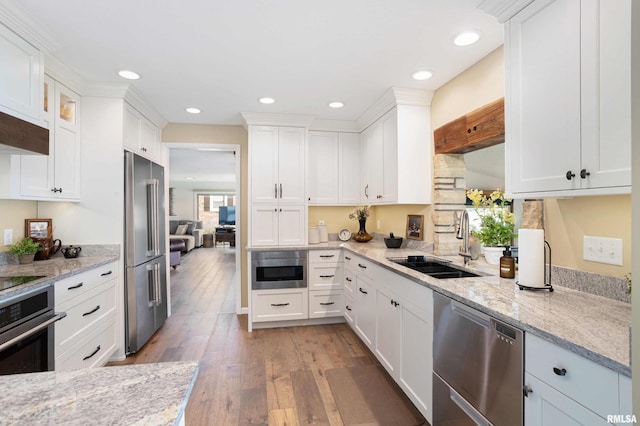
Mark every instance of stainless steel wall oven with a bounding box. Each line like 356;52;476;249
251;251;307;290
0;286;65;375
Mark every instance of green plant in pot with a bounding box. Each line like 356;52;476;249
8;237;40;264
466;189;516;265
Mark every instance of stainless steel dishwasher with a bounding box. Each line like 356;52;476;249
433;292;523;425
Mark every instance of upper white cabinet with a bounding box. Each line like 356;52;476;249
360;104;432;204
12;76;81;200
505;0;631;197
0;23;44;126
250;204;306;246
124;104;161;163
251;126;305;205
308;131;360;205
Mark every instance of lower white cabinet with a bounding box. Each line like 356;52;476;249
354;274;376;348
524;333;630;425
54;261;118;371
308;250;343;318
375;286;401;374
251;204;305;246
251;288;308;322
309;290;344;319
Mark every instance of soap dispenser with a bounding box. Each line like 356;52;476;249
500;246;515;279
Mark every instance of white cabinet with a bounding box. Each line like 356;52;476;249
124;104;160;163
354;273;376;348
250;126;305;205
54;261;118;371
375;286;401;375
14;76;81;200
524;333;630;425
251;288;308;322
506;0;631;197
0;23;44;125
251;204;305;246
360;105;431;204
308;249;343;318
250;125;306;246
308;131;360;205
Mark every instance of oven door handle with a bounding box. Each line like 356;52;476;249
0;312;66;353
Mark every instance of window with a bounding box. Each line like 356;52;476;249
197;193;235;233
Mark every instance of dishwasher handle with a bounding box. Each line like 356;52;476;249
449;386;490;425
451;301;491;329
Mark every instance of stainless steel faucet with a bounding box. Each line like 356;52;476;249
456;209;472;266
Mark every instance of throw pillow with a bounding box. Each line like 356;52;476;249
175;224;188;235
185;222;195;234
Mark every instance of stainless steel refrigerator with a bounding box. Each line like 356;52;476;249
124;151;167;354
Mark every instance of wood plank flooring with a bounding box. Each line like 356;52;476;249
109;246;427;426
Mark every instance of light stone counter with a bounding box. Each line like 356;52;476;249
0;361;198;426
339;241;631;377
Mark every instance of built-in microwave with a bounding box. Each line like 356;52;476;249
251;251;307;290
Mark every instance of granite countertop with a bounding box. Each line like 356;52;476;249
248;240;631;376
0;256;118;302
0;361;198;425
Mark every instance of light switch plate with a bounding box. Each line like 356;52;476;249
583;236;623;266
3;229;12;246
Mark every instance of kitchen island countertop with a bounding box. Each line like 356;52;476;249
0;361;198;426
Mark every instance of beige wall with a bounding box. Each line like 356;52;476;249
162;123;249;308
429;45;631;277
0;200;38;250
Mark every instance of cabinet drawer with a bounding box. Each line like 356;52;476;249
309;250;342;263
344;292;355;325
525;333;618;417
309;264;343;291
54;261;118;305
252;289;308;322
349;255;376;279
55;316;116;371
55;280;116;354
343;267;356;295
309;290;344;318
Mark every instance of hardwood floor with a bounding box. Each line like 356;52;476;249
110;247;427;426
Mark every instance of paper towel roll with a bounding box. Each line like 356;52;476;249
309;227;320;244
518;229;545;288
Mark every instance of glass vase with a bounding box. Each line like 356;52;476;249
352;218;373;243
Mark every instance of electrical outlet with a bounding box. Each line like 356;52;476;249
376;220;381;230
4;229;13;246
583;236;623;266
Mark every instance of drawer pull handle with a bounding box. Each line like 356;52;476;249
346;305;352;311
358;263;367;269
68;282;84;290
522;385;533;397
319;255;335;258
320;302;335;306
319;275;335;278
359;287;368;295
270;303;290;307
83;305;101;317
83;345;101;361
100;271;113;277
345;277;352;282
345;256;351;260
553;367;567;376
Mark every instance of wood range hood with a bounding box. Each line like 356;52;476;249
434;98;504;155
0;111;49;155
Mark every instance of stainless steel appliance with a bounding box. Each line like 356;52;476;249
124;151;167;354
433;292;523;425
0;285;65;375
251;251;307;290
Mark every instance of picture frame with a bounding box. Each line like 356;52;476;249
25;218;52;241
406;215;424;240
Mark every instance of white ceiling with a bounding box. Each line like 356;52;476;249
8;0;503;125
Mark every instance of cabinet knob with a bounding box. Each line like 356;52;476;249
553;367;567;376
565;171;576;180
377;195;382;199
522;385;533;397
580;169;590;179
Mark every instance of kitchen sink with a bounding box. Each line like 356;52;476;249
388;256;482;279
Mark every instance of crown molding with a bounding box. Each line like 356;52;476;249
44;54;88;94
83;82;130;99
477;0;534;23
0;1;61;53
124;86;168;129
308;119;361;133
356;87;433;130
240;112;315;129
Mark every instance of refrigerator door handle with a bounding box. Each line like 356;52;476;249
146;262;162;306
154;263;162;306
147;179;160;256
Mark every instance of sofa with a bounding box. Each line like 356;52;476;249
169;220;204;252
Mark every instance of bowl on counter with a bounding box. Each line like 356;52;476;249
384;236;403;249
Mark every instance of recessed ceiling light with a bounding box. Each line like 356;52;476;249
453;31;481;46
185;107;201;114
412;70;433;81
259;97;275;104
329;101;344;109
117;70;141;80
